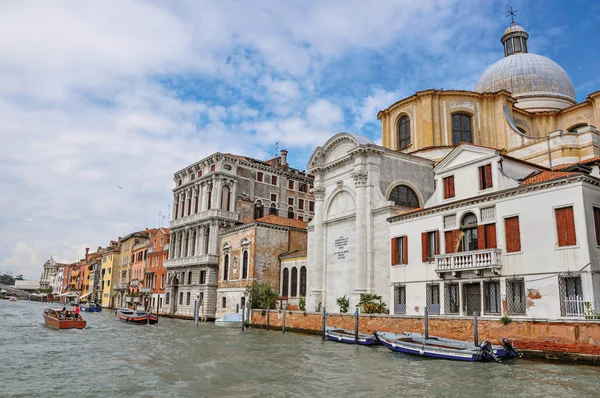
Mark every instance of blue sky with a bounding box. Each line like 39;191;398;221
0;0;598;279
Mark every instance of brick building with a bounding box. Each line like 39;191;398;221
216;215;308;319
145;228;170;313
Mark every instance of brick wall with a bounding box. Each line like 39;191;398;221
251;310;600;357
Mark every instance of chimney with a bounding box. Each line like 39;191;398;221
85;247;89;257
280;149;288;168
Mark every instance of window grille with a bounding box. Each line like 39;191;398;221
299;267;307;296
443;214;456;230
559;275;583;317
506;278;526;315
483;281;501;315
444;283;459;315
426;284;440;314
480;207;496;223
394;285;406;314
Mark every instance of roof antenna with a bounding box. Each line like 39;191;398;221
274;141;279;157
506;6;518;24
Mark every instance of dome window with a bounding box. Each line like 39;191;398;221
397;115;411;149
452;113;473;146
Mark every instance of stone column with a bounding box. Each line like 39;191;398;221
178;194;184;219
188;229;194;257
309;184;326;311
352;168;368;297
168;232;174;259
215;178;223;210
208;223;218;255
172;193;178;221
230;179;237;213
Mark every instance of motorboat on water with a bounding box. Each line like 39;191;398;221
375;331;520;362
43;308;87;330
8;296;17;302
82;303;102;313
116;308;158;325
324;326;378;345
215;312;243;327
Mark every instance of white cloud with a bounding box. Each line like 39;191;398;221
0;0;538;278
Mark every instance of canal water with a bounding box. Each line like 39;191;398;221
1;301;599;398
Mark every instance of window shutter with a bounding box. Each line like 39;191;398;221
479;167;484;191
505;217;520;252
435;230;440;255
402;236;408;264
564;207;576;246
449;177;455;198
421;232;428;262
445;230;454;254
443;178;449;199
485;164;493;188
391;238;398;265
485;223;497;248
594;207;600;246
477;225;485;250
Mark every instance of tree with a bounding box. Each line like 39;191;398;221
245;281;278;310
0;274;15;285
358;293;388;314
14;275;24;281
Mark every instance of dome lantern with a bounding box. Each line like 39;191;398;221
502;23;529;57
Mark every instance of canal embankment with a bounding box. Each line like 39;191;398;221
250;309;600;364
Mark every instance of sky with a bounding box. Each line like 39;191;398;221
0;0;598;279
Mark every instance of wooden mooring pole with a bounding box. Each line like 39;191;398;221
266;308;270;332
354;307;359;344
424;306;429;340
321;307;327;341
282;305;286;334
241;304;245;331
473;311;479;346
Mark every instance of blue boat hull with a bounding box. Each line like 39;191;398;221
325;327;378;345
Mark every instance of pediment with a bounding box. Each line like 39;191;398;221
434;145;498;174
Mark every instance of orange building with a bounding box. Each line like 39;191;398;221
144;228;170;313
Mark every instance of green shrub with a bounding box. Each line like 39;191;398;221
336;295;350;313
358;293;387;314
298;295;306;311
500;316;512;325
246;281;278;309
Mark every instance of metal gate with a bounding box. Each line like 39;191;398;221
464;283;481;316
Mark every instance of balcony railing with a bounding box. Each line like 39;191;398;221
115;283;129;290
164;254;219;268
435;248;501;277
170;209;239;228
140;287;153;294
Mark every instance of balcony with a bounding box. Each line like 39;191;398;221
140;287;153;294
170;209;239;228
435;248;501;278
164;254;219;268
115;283;129;290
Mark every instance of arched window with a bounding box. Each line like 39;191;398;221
452;113;473;145
269;203;277;216
254;201;264;219
389;185;419;208
287;207;294;219
568;123;588;133
221;185;231;211
282;268;289;297
460;212;478;252
223;254;229;281
291;267;298;297
242;250;248;279
398;115;411;149
222;296;226;308
300;266;307;296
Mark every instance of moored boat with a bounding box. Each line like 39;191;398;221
375;331;513;362
117;308;158;325
324;326;378;345
43;308;87;330
8;296;17;302
215;312;243;327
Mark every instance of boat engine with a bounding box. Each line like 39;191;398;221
502;338;523;358
479;340;501;362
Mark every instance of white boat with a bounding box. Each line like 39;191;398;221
8;297;17;302
215;312;243;327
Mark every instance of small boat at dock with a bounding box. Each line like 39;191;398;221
215;312;243;327
324;326;378;345
116;308;158;325
43;308;87;330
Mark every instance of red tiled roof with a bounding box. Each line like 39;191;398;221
520;171;580;186
255;215;308;229
553;156;600;171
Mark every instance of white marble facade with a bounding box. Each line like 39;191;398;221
306;133;435;312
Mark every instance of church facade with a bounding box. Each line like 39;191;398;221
306;21;600;320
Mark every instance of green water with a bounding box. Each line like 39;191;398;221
1;300;599;397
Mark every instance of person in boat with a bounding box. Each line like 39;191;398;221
60;307;67;319
74;304;80;319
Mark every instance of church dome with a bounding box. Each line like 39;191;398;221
475;23;576;111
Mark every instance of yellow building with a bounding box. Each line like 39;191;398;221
101;241;121;308
378;22;600;168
